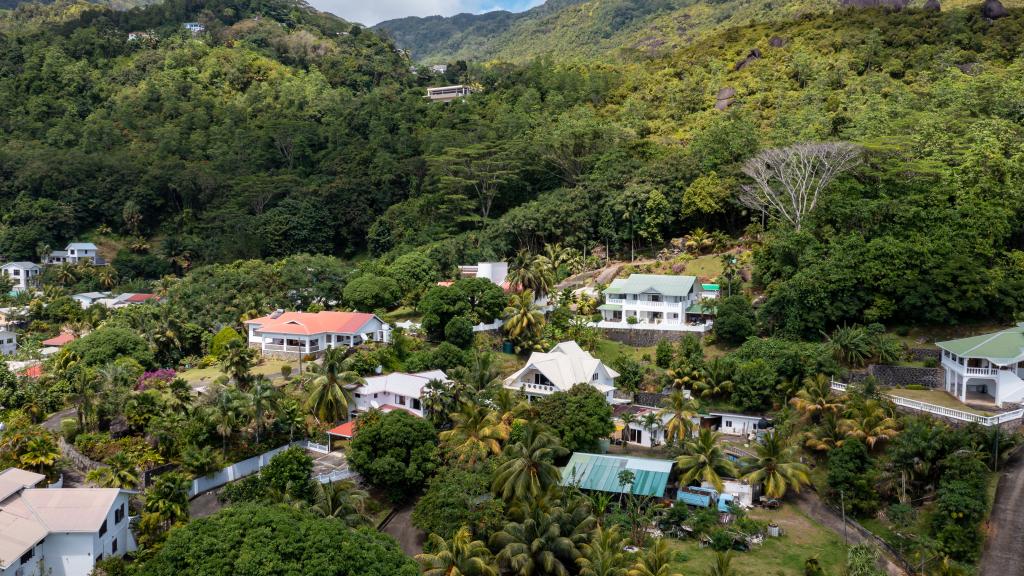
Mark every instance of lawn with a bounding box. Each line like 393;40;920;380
885;388;995;416
681;253;726;280
666;504;848;576
179;358;298;384
593;338;659;366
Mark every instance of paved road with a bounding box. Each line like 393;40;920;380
381;504;424;557
42;408;76;431
794;491;906;576
979;448;1024;576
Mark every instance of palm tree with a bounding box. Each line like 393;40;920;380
492;422;566;502
666;365;703;392
840;399;899;449
507;250;554;298
825;325;871;367
441;402;508;466
694;358;733;399
248;375;282;444
503;291;545;352
740;430;810;499
577;525;629;576
277;397;306;442
144;471;191;529
790;373;841;421
69;367;99;432
86;453;140;489
417;527;497;576
304;364;362;425
684;228;713;254
659;390;699;446
220;340;254;388
675;428;739;492
641;412;662;448
206;383;241;454
313;480;371;527
96;266;118;289
706;552;736;576
628;539;679;576
54;263;77;287
619;412;638;451
19;435;59;475
490;506;584;576
803;412;845;453
422;378;457;429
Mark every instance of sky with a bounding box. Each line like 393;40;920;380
307;0;545;26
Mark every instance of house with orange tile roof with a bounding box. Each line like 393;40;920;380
0;468;135;576
244;310;391;358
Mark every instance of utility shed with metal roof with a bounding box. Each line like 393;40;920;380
561;453;674;497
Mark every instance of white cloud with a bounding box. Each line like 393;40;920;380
307;0;544;26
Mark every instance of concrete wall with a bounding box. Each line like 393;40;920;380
189;443;293;497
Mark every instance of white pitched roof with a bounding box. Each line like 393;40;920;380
65;242;98;251
504;341;619;392
1;262;40;271
356;370;448;399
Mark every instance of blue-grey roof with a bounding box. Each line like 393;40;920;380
561;453;674;497
2;262;40;270
66;242;97;250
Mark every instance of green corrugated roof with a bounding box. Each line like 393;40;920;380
702;284;720;291
604;274;696;298
597;303;622;311
687;303;715;315
937;326;1024;363
561;453;674;497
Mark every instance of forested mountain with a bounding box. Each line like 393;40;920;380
3;0;1024;335
375;0;1023;63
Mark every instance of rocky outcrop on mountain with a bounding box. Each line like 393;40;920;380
733;48;762;71
715;87;736;110
922;0;941;11
982;0;1009;19
768;36;786;47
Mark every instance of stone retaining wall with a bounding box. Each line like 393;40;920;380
868;364;943;389
599;329;702;347
58;437;103;473
908;347;941;363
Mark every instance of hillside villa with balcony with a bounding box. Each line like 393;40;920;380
937;325;1024;407
503;341;621;403
244;310;390;358
597;274;714;332
426;85;473;101
351;369;449;418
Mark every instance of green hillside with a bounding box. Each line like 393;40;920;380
376;0;1024;63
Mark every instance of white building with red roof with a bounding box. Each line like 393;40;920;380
0;468;135;576
244;310;391;358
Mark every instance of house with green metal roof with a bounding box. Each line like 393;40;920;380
937;325;1024;407
597;274;714;332
561;453;675;498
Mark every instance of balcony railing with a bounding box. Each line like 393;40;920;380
965;367;999;376
606;298;677;309
262;344;320;353
829;378;1023;426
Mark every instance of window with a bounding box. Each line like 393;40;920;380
724;420;733;428
99;519;108;537
11;270;18;276
373;393;378;399
629;428;643;444
96;554;103;562
412;398;421;410
112;538;118;554
649;294;661;302
397;395;406;406
592;372;598;381
115;503;125;524
354;393;362;399
20;547;33;565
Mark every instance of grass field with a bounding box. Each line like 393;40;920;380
886;388;995;415
666;505;847;576
593;338;659;366
179;358;297;384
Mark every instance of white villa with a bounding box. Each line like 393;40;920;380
597;274;714;332
426;85;473;102
0;468;135;576
44;243;101;266
0;331;16;356
937;325;1024;407
352;369;449;417
503;341;620;403
456;261;510;289
244;310;391;357
1;262;41;293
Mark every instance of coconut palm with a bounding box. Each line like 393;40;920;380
641;412;663;448
740;430;810;499
220;339;255;388
69;367;99;432
304;356;363;424
684;228;713;254
577;525;630;576
492;422;566;502
441;402;508;466
503;291;545;351
803;412;846;453
666;365;704;392
790;373;841;421
417;527;497;576
19;435;59;474
86;453;140;489
825;325;872;367
675;428;739;492
694;358;733;399
619;412;638;451
628;538;679;576
659;390;699;446
205;383;242;453
507;249;554;298
706;551;737;576
313;480;371;527
422;378;458;429
840;399;899;449
54;263;77;287
248;375;282;444
144;471;191;529
490;505;585;576
96;266;118;289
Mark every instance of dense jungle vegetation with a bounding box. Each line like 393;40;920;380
3;0;1024;336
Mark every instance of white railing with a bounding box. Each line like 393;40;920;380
473;320;503;332
293;439;330;454
188;438;334;497
262;344;319;353
965;367;999;376
316;469;355;484
523;382;556;392
829;379;1023;427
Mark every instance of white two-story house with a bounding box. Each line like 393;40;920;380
351;370;449;417
503;341;620;403
0;468;135;576
244;310;391;358
1;262;41;293
597;274;713;332
938;325;1024;407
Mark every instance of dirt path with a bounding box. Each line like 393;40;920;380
42;407;76;431
380;504;424;557
794;491;907;576
979;448;1024;576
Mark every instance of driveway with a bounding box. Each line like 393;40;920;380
979;448;1024;576
381;504;425;557
42;408;76;431
794;491;906;576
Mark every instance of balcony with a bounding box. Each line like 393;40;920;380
262;344;320;353
605;298;680;310
965;366;999;377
